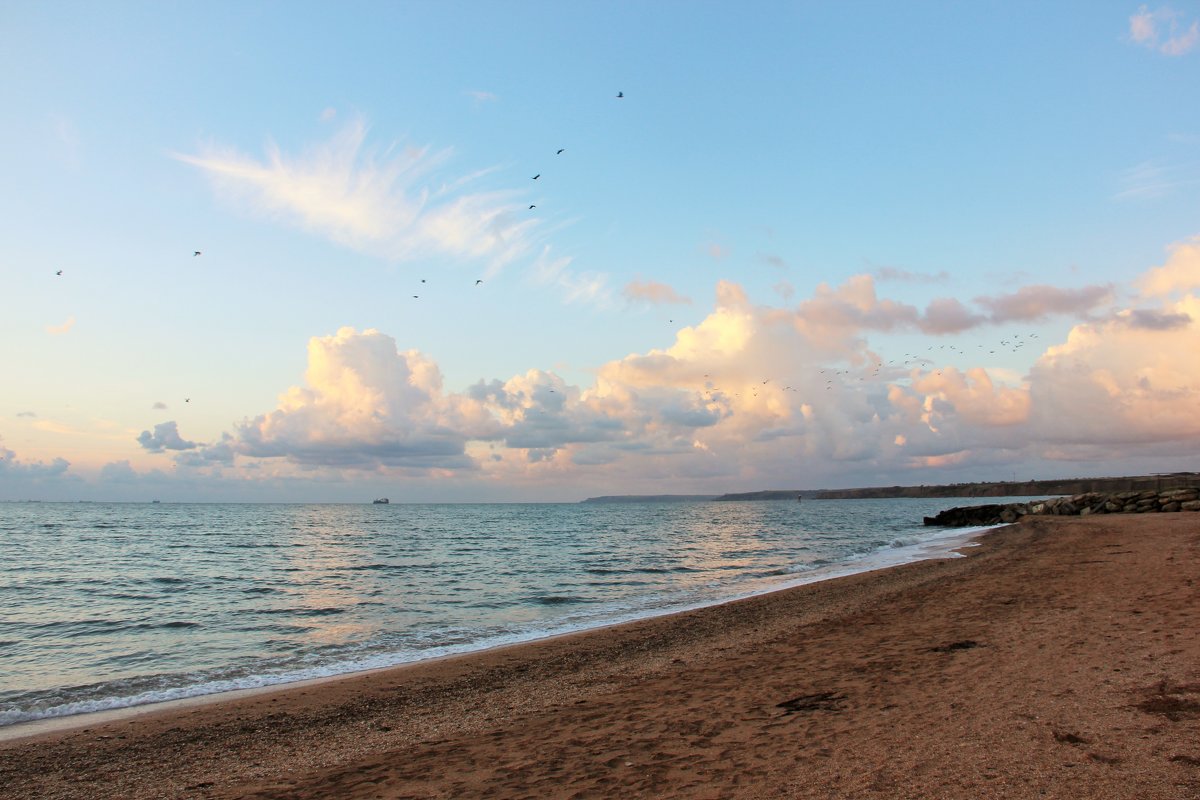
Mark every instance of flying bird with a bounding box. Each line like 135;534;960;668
532;174;540;180
193;251;201;257
616;91;624;98
475;279;483;285
556;149;565;154
529;204;536;209
55;270;62;276
185;398;190;403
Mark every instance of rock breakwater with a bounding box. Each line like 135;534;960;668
923;487;1200;527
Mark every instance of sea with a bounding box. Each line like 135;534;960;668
0;498;1011;731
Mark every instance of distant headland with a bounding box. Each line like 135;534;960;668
580;472;1200;503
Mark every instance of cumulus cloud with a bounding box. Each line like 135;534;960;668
195;327;479;470
622;279;691;305
176;119;536;270
137;421;198;453
1138;237;1200;296
0;444;70;478
1027;292;1200;446
1129;5;1199;55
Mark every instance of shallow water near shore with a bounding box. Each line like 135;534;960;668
0;498;1015;728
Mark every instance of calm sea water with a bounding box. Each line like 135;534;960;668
0;499;1002;728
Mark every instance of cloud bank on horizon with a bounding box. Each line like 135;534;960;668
12;237;1161;497
7;255;1199;501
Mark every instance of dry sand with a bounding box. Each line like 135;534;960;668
1;513;1198;799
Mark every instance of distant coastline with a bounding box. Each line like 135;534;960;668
581;494;719;504
580;472;1200;503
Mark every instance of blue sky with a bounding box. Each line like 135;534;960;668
3;2;1199;501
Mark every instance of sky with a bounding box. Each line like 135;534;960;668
2;1;1199;502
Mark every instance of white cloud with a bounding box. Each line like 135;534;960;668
197;327;480;470
176;119;537;270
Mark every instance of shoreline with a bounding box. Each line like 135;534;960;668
0;522;989;741
3;514;1197;798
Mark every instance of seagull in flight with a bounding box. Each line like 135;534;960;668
556;149;565;155
529;204;536;210
616;91;624;98
475;279;483;285
532;174;540;180
56;270;62;276
193;251;202;257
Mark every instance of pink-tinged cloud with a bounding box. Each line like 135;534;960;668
795;275;920;334
921;298;985;334
873;266;950;284
622;279;692;305
1027;293;1200;446
1129;5;1199;55
1138;237;1200;296
973;284;1113;322
46;316;75;335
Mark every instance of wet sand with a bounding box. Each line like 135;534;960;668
2;514;1198;799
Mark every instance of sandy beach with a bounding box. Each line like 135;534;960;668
2;513;1198;799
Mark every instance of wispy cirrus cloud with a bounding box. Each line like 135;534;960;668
1129;5;1199;55
175;119;537;270
1114;159;1200;200
873;266;950;284
465;89;498;104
